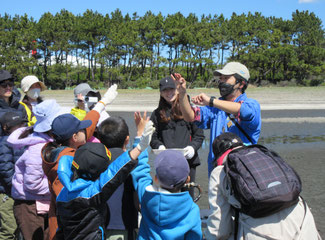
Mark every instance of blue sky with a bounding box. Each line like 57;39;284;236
1;0;324;25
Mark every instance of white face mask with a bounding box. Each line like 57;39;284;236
27;88;41;99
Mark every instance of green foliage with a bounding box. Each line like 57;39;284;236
0;10;324;89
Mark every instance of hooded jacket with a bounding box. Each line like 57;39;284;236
205;165;321;240
8;126;51;200
41;110;100;240
131;150;202;239
56;150;138;240
0;88;27;136
0;135;25;195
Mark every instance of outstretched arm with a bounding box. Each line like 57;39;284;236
171;73;195;122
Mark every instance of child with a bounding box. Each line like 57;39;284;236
71;83;109;123
0;112;27;239
96;114;145;240
20;75;47;126
205;132;321;240
131;149;202;239
55;119;154;239
8;99;61;240
41;84;117;240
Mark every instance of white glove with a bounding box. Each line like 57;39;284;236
184;146;195;159
137;121;155;152
158;145;166;150
93;84;118;113
101;84;118;105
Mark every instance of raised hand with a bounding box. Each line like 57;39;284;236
136;121;155;152
101;84;118;105
171;73;187;96
134;111;149;137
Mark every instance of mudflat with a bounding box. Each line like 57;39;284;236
43;86;325;111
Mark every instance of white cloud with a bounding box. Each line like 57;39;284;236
298;0;318;3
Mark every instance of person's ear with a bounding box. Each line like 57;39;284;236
124;135;130;147
71;133;78;143
186;176;191;184
154;175;159;184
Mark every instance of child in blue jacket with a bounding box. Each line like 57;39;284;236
55;120;154;240
131;148;202;239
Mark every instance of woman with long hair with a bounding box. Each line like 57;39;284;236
150;76;205;198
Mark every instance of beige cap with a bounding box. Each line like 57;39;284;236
214;62;250;82
21;75;47;93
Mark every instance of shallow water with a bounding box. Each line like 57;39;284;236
109;110;325;238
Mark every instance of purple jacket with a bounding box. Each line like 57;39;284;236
8;127;51;201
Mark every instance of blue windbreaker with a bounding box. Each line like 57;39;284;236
131;150;202;240
56;151;137;240
195;93;261;175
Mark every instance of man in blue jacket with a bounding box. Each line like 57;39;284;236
173;62;261;175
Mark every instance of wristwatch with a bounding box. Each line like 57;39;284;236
209;96;216;107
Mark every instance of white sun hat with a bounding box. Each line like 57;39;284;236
21;75;47;93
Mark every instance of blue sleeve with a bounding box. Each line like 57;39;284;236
239;99;261;131
0;141;15;194
130;149;151;203
195;106;216;130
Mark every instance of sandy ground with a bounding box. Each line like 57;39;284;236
43;86;325;111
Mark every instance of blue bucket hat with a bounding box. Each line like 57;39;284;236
154;150;190;190
51;113;92;142
33;99;61;133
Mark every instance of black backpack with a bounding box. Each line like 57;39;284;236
224;144;302;218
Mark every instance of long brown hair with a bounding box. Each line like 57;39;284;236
158;94;183;123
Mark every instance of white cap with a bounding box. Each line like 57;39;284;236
214;62;250;82
21;75;47;93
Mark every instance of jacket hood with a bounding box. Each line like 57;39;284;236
7;126;52;148
41;143;74;181
142;187;195;226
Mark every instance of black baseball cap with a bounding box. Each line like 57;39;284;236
0;112;27;128
159;76;176;91
0;70;14;83
72;142;112;181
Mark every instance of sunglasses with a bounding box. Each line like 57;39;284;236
0;81;14;88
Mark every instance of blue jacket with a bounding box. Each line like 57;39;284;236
131;150;202;240
56;150;138;240
195;93;261;175
0;135;25;195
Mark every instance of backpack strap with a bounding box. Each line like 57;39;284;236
234;208;239;240
227;113;254;144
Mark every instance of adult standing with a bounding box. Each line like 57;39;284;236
20;75;47;126
0;70;27;136
150;76;205;198
173;62;261;175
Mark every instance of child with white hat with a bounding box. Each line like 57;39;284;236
20;75;47;126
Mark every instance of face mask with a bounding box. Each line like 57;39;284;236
27;88;41;99
218;82;235;98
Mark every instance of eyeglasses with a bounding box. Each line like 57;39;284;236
0;81;14;88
